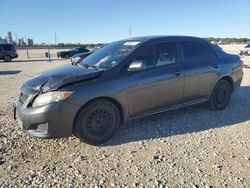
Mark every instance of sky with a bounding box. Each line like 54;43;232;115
0;0;249;44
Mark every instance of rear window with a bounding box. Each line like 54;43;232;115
3;44;12;51
181;41;216;60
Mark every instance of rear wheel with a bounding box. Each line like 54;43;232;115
208;80;232;111
73;100;120;145
3;55;11;62
64;54;70;59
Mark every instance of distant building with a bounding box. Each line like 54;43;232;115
1;32;35;46
2;38;8;44
16;37;34;46
27;38;34;46
18;39;22;46
17;38;25;46
0;37;8;44
21;38;25;45
7;31;13;43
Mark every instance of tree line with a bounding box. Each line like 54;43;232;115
205;37;250;44
16;37;250;49
17;43;105;49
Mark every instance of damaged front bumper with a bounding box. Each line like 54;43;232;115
13;99;79;138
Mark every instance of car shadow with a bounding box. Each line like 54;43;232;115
0;70;21;75
103;86;250;146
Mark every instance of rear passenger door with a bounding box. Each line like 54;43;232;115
179;40;221;102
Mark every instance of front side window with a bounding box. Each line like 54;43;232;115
133;41;178;70
181;41;216;60
80;40;142;69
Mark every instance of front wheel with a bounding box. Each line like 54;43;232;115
208;80;232;111
73;100;120;145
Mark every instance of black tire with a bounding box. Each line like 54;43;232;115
73;100;120;145
64;54;70;59
3;55;11;62
208;80;232;111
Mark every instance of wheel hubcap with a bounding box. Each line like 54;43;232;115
214;85;230;107
4;56;10;61
85;109;112;137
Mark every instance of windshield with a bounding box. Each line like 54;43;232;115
80;40;142;69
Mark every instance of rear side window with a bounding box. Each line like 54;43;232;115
3;44;12;51
181;41;216;60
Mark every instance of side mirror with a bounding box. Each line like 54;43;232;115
127;60;146;72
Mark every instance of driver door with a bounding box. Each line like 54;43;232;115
126;41;184;117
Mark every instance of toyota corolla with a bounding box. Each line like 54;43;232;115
14;36;243;145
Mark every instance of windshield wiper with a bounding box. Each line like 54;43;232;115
78;63;99;70
87;64;99;70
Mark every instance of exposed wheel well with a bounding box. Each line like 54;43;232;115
73;97;124;128
209;76;234;100
220;76;234;90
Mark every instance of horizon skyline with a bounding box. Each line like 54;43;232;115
1;0;249;44
1;30;250;45
1;31;250;45
0;31;35;45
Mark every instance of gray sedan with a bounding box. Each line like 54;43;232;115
14;36;243;145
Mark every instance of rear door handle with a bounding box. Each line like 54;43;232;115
173;70;181;76
213;64;219;69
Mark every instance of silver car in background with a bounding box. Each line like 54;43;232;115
240;44;250;56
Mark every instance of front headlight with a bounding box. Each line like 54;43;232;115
71;56;81;63
32;91;72;107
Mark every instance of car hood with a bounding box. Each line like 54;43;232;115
58;51;69;54
22;64;103;92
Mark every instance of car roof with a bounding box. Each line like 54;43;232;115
123;35;205;42
0;43;15;46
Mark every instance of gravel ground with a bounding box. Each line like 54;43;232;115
0;50;250;187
